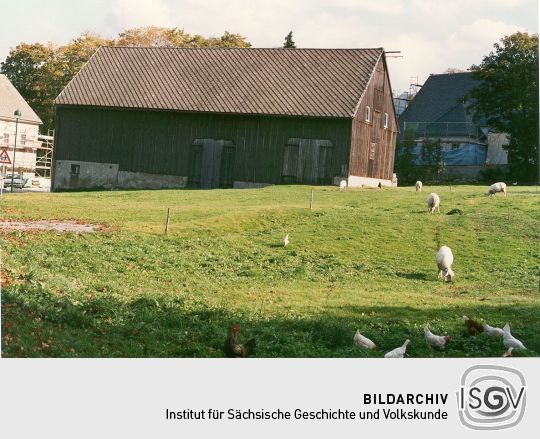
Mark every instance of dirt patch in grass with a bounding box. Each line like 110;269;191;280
0;220;100;233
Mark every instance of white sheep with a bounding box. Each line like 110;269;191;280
485;182;507;196
415;181;422;192
427;193;440;213
339;179;347;192
436;245;455;282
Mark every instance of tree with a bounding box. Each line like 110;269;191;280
1;34;113;131
0;43;54;127
1;27;251;132
444;67;466;74
464;32;539;182
283;31;296;48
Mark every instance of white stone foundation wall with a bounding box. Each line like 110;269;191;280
53;160;187;190
347;175;393;188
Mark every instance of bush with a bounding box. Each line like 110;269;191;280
479;166;507;183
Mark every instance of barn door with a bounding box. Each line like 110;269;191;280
281;143;300;184
369;112;382;178
317;144;334;184
189;139;235;188
188;143;203;188
281;138;333;184
219;144;236;188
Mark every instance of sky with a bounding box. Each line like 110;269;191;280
0;0;537;92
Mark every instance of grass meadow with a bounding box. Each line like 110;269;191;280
1;184;538;357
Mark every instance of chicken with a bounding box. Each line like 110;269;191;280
482;322;504;337
502;347;513;357
283;234;289;246
463;315;484;335
502;324;526;350
384;339;410;358
353;330;376;349
424;327;450;348
223;324;256;358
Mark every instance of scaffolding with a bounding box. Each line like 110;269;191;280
34;129;54;178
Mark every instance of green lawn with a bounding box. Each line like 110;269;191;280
1;185;538;357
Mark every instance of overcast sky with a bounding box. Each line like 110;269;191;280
0;0;537;91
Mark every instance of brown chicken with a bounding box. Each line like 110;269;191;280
463;315;484;335
223;324;256;358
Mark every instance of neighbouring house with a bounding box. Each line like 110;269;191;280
0;74;43;179
52;47;398;190
398;72;508;181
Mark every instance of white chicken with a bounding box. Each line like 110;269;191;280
353;330;376;349
482;322;504;337
384;339;410;358
283;234;289;246
502;324;526;350
424;327;450;348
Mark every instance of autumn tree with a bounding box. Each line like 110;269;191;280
0;43;54;126
1;27;251;131
465;32;539;182
283;31;296;48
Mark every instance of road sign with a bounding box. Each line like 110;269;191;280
0;148;11;164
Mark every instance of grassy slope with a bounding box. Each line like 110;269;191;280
1;185;538;358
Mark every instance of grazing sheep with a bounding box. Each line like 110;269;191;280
427;193;440;213
339;179;347;192
415;181;423;192
436;245;455;282
485;182;507;196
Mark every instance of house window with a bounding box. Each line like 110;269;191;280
451;143;460;150
3;133;8;144
20;134;27;145
383;113;389;128
71;164;80;175
365;106;371;123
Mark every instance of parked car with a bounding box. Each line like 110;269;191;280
2;174;26;189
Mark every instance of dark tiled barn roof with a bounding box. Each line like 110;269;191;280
54;47;384;118
398;72;480;125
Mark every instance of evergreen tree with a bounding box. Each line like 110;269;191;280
283;31;296;48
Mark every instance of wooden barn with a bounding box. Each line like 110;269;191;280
52;47;398;190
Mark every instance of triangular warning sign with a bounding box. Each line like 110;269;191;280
0;148;11;164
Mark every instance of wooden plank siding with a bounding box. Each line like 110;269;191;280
54;107;352;187
349;58;398;181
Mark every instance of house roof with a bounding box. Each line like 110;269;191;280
0;75;42;125
54;47;384;118
398;72;482;126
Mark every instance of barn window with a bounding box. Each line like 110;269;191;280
20;134;27;145
365;106;371;123
369;142;376;160
3;133;8;144
451;143;460;150
383;113;389;128
70;164;80;175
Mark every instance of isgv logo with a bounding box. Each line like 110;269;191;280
457;365;526;430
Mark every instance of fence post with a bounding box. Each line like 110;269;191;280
165;208;170;234
310;190;314;209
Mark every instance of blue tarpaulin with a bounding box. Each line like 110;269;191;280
413;143;487;166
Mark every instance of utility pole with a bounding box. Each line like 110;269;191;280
10;109;21;192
